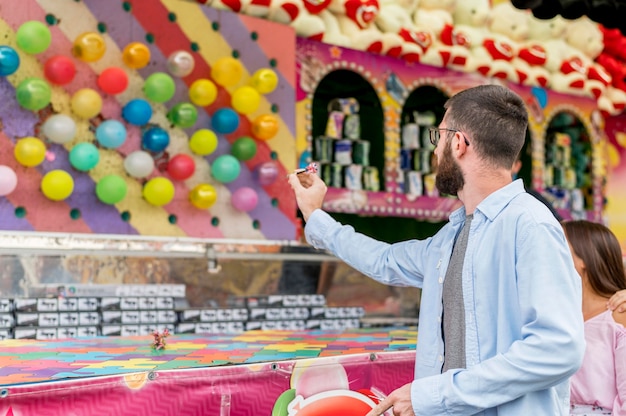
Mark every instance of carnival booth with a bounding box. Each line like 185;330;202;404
0;0;621;414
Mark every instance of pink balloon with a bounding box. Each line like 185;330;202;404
231;187;258;212
0;165;18;196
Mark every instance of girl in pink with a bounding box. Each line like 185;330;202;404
563;220;626;415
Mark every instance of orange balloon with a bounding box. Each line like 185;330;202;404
251;114;279;140
122;42;151;69
72;32;106;62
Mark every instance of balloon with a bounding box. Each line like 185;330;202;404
251;114;279;140
142;126;170;153
0;46;20;76
41;170;74;201
42;114;76;144
231;187;258;212
72;32;106;62
167;50;195;77
189;79;217;107
14;137;46;167
255;160;279;185
211;108;240;134
143;72;176;103
124;150;155;178
211;57;243;87
231;136;257;161
122;99;152;126
251;68;278;94
167;154;195;181
231;86;261;114
97;67;128;95
189;184;217;209
71;88;102;119
0;165;18;196
16;21;51;54
189;129;218;156
122;42;151;69
211;154;240;183
16;78;51;111
95;119;127;148
44;56;76;85
69;142;100;171
143;177;175;206
96;175;127;204
167;102;198;128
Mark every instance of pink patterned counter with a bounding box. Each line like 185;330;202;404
0;329;417;415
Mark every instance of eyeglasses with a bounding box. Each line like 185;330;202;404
428;127;470;147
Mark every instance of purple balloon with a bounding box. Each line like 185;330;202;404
254;161;279;186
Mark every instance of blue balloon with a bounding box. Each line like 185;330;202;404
122;99;152;126
211;108;240;134
142;126;170;153
96;120;127;149
0;46;20;76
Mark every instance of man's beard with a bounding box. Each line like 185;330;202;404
435;140;464;197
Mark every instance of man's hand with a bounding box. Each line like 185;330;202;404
366;384;415;416
607;289;626;313
287;172;327;221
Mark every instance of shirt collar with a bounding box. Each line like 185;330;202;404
449;179;526;224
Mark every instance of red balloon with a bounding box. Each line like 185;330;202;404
97;67;129;95
44;56;76;85
167;154;196;181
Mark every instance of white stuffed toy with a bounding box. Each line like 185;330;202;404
375;0;434;62
326;0;403;55
263;0;329;42
413;0;472;70
563;16;612;99
449;0;491;74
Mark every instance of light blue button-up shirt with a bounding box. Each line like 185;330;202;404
305;180;585;415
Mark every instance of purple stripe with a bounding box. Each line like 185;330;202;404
83;1;296;239
0;201;34;231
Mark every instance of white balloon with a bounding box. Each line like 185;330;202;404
124;150;155;178
42;114;76;144
166;50;195;78
0;165;18;196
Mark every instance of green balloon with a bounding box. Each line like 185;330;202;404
96;175;128;205
69;142;100;171
16;77;51;111
167;102;198;128
16;21;52;54
143;72;176;103
231;136;257;161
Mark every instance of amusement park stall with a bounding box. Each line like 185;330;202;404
0;0;618;414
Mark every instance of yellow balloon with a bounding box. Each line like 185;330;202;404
231;86;261;114
122;42;151;69
250;68;278;94
14;137;46;167
189;79;218;107
71;88;103;119
211;57;243;87
189;184;217;209
143;177;175;206
189;129;218;156
41;170;74;201
72;32;106;62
